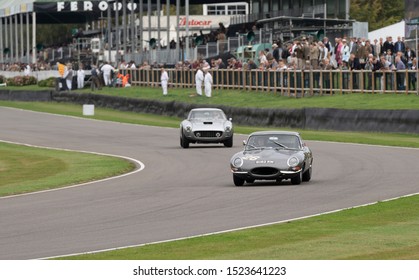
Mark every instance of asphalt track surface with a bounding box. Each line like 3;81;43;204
1;107;419;259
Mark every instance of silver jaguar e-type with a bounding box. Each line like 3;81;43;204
230;131;313;186
180;108;234;148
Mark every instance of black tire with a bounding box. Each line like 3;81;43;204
224;136;233;147
233;175;245;186
291;171;302;185
246;179;255;184
180;130;189;148
302;166;312;182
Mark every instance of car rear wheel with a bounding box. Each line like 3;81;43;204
224;136;233;147
233;175;245;186
180;130;189;148
302;166;312;182
291;171;302;185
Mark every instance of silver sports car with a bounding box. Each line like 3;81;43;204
180;108;234;148
230;131;313;186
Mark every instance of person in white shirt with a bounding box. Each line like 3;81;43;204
160;68;169;95
203;67;213;98
64;63;73;90
119;60;127;69
101;62;115;86
259;50;267;66
23;64;31;76
195;67;204;96
77;63;86;89
341;39;350;63
130;60;137;69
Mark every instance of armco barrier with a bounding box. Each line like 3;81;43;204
0;89;53;101
1;90;418;134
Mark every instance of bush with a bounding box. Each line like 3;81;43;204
0;75;5;84
6;76;38;86
38;77;57;88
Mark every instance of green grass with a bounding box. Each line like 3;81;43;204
1;90;419;260
0;141;136;197
71;86;419;110
58;195;419;260
1;100;419;149
5;85;52;91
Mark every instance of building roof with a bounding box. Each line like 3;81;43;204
257;15;354;26
1;0;245;23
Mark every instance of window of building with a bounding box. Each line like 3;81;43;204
204;2;248;16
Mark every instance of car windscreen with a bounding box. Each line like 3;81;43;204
189;111;225;120
246;134;301;150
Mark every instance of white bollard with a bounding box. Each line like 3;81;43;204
83;104;95;116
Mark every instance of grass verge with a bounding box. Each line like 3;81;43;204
0;141;136;197
1;100;419;148
74;86;419;110
58;195;419;260
1;99;419;260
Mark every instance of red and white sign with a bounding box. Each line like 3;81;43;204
178;17;212;27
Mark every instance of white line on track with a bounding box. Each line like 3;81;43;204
2;106;419;259
0;139;145;200
45;190;419;260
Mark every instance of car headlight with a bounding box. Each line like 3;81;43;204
232;157;243;168
225;126;231;133
186;126;192;132
287;156;299;167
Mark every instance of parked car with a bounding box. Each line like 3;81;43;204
230;131;313;186
180;108;233;148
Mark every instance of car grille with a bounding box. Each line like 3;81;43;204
250;167;279;176
194;131;223;138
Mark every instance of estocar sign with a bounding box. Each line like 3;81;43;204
178;17;212;27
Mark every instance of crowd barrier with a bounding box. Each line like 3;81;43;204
122;68;419;96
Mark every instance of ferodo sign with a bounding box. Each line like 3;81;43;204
55;1;138;12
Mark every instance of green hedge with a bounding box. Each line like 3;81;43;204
38;77;56;88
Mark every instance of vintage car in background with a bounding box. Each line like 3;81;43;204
180;108;234;148
230;131;313;186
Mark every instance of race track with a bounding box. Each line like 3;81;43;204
1;107;418;259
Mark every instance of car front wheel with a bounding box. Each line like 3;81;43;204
224;136;233;147
291;171;302;185
180;130;190;148
302;166;312;182
233;175;245;186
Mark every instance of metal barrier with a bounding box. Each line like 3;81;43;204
126;68;419;96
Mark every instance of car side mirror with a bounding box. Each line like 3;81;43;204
229;117;232;122
242;140;246;146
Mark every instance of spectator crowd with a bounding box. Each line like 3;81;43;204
2;33;417;92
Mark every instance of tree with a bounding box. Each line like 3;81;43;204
350;0;405;31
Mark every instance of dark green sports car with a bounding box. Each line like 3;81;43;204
230;131;313;186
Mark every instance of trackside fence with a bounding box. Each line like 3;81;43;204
122;69;419;96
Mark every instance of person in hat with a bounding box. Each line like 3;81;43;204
160;67;169;96
77;63;86;89
272;43;281;61
195;66;204;96
203;67;213;98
